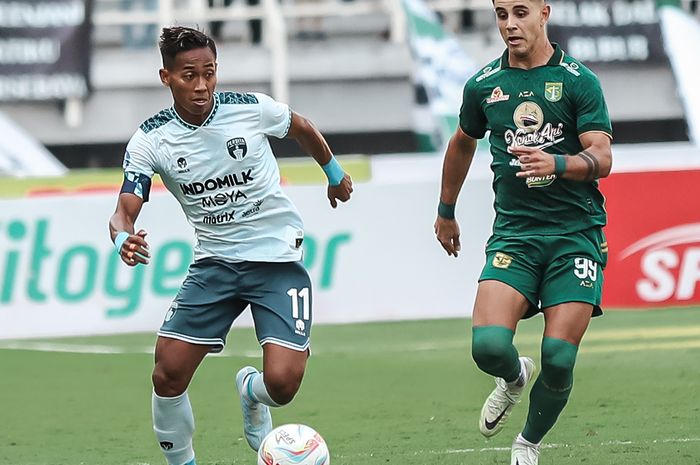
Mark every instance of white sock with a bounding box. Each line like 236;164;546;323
516;433;540;448
152;390;196;465
508;359;527;388
248;372;281;407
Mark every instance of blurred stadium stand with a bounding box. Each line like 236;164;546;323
0;0;695;167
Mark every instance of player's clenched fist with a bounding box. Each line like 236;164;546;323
118;229;150;266
328;174;353;208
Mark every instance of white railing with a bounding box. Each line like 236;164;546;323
90;0;493;105
262;0;288;103
83;0;698;128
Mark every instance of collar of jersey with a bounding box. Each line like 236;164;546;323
500;42;564;69
171;92;220;130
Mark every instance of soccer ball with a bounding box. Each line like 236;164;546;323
257;424;330;465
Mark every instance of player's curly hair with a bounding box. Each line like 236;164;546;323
159;26;217;69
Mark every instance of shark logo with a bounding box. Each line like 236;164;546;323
513;102;543;133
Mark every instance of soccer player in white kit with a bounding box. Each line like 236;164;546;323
108;26;353;465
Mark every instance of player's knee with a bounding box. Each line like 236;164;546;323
152;363;189;397
471;326;515;371
263;365;304;405
540;337;578;391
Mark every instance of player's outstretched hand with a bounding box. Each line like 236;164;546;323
434;217;461;258
328;174;353;208
509;145;555;178
118;229;151;267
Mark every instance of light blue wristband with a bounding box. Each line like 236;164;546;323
321;156;345;186
114;231;129;254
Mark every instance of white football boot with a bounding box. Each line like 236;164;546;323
236;366;273;451
479;356;536;437
510;434;540;465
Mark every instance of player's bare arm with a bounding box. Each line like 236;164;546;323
286;111;353;208
435;128;478;258
511;131;612;182
109;193;151;266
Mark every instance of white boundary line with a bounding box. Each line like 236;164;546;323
0;342;130;354
116;437;700;464
442;436;700;455
126;437;700;463
332;437;700;459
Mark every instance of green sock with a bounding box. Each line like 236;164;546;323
522;337;578;443
471;326;521;383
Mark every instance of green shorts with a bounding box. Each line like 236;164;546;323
159;259;312;353
479;227;608;319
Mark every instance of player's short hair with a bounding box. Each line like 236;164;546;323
159;26;217;69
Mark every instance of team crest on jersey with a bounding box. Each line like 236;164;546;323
164;302;178;322
227;137;247;160
513;102;544;133
544;82;563;102
486;86;510;104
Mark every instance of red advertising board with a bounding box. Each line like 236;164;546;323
601;169;700;308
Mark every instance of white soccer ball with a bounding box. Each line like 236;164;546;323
257;424;330;465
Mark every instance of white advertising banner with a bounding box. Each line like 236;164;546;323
0;176;495;339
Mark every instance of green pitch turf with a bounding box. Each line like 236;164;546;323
1;307;699;465
0;155;371;199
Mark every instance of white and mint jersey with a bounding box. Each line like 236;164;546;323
123;91;304;262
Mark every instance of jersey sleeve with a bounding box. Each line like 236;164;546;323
121;130;156;201
459;79;487;139
574;73;613;138
253;92;292;138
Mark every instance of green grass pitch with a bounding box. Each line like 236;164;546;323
0;156;371;198
1;307;699;465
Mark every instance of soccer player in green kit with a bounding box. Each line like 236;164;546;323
434;1;612;464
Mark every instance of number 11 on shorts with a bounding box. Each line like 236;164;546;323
287;287;310;320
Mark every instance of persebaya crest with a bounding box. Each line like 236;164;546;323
544;82;563;102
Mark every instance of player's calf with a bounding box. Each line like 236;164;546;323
152;390;196;465
522;337;578;443
261;363;305;405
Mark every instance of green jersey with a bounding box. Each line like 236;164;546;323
459;44;612;236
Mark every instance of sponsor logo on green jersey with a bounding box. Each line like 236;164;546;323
486;86;510;104
513;102;544;133
526;174;557;189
